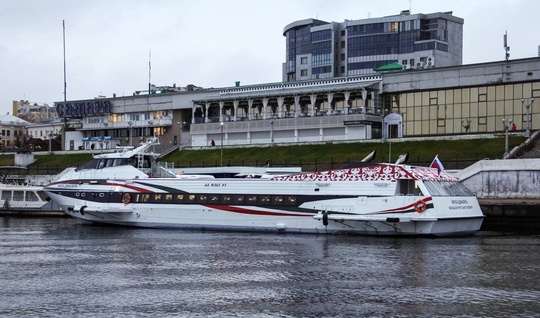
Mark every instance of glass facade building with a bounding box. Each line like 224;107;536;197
283;11;463;82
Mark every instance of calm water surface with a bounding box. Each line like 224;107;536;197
0;216;539;318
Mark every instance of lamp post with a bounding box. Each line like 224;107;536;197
521;98;534;138
47;130;52;154
378;108;388;143
128;121;133;147
502;118;512;158
220;122;224;167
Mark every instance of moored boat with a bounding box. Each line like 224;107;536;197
43;139;484;236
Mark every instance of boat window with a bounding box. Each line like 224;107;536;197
198;195;208;203
209;195;220;203
117;159;130;166
286;196;297;205
1;191;11;200
154;194;162;201
164;194;173;202
397;179;422;196
105;160;114;167
174;194;185;202
423;181;474;197
13;191;25;201
259;195;271;205
233;195;245;204
187;194;196;203
247;195;257;204
221;195;232;204
26;191;39;201
37;191;49;201
97;159;106;169
76;159;99;170
273;196;284;205
136;194;151;203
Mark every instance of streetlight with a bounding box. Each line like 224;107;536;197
220;122;224;167
46;130;52;154
378;108;388;142
502;118;512;158
521;98;534;138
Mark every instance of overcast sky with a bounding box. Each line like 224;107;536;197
1;0;538;115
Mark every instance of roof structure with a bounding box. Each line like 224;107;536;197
0;113;29;126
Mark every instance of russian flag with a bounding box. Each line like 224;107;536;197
430;155;444;175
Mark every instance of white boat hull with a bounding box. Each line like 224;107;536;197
48;191;484;237
45;162;485;237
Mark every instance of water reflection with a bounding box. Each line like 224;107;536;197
0;217;539;317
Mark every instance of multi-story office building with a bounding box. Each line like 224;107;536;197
282;10;463;81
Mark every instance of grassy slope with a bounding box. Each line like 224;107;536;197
0;136;526;172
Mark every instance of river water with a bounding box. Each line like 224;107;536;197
0;216;539;318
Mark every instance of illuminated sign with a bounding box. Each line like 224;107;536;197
55;100;112;118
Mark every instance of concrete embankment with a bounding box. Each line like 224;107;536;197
479;199;540;232
457;159;540;232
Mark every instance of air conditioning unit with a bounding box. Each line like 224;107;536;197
402;64;411;70
416;62;425;68
426;56;435;67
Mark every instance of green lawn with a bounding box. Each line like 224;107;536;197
0;136;526;174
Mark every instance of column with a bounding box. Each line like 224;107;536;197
310;94;317;117
326;93;334;114
205;102;210;123
248;99;254;119
361;88;368;113
343;91;351;114
191;102;196;124
262;98;269;119
233;100;239;121
219;101;224;123
294;95;301;118
277;96;285;118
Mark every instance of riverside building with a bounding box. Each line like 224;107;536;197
50;12;539;152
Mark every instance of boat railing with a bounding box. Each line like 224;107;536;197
151;162;177;178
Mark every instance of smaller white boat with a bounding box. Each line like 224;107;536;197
0;184;52;211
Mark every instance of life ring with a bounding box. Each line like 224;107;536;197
414;200;427;213
122;193;132;205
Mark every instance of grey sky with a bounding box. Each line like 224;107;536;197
1;0;538;115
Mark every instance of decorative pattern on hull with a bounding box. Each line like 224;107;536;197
273;164;458;182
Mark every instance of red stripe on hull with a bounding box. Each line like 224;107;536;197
204;204;312;217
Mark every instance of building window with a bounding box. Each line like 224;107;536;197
301;69;308;76
341;41;345;49
301;57;307;64
341;53;345;61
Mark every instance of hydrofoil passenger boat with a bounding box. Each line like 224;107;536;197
44;139;484;236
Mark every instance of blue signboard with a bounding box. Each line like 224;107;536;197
55;100;112;118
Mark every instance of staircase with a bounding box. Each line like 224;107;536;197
505;130;540;159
